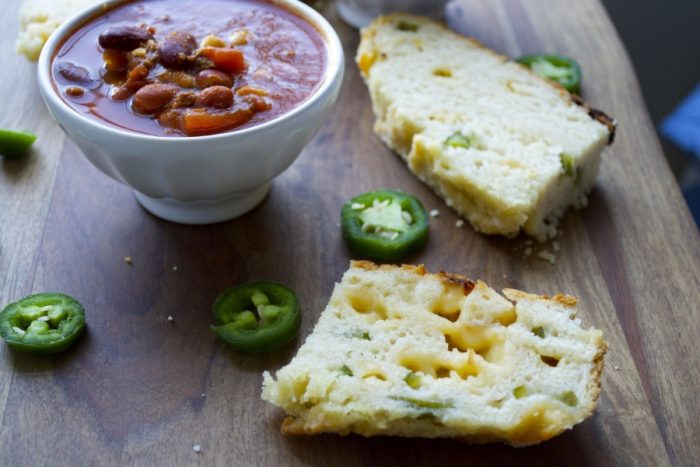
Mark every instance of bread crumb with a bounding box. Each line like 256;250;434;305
537;250;556;264
193;444;201;453
167;315;174;322
455;219;464;228
201;393;206;398
172;266;179;272
430;209;440;218
524;247;532;256
124;256;133;265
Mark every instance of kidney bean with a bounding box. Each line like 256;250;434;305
55;61;98;88
195;69;234;89
158;31;197;69
195;86;234;109
131;84;179;114
98;26;153;51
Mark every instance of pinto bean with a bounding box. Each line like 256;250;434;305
158;31;197;69
195;86;234;109
98;26;153;51
131;84;179;114
195;69;234;89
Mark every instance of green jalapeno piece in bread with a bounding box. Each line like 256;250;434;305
516;54;582;94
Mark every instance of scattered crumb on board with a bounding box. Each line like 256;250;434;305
511;233;562;263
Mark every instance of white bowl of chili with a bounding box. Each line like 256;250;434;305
37;0;344;224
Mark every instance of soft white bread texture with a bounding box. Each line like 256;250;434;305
262;261;607;446
16;0;99;60
356;14;616;241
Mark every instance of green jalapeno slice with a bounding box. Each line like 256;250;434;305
0;129;37;159
0;293;86;354
210;281;301;353
341;189;429;261
516;54;582;94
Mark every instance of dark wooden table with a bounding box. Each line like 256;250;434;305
1;0;699;465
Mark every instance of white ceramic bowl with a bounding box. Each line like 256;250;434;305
38;0;344;224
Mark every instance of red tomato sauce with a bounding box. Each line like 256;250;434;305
52;0;327;137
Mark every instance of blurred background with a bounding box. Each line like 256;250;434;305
602;0;700;226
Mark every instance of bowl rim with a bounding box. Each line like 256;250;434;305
37;0;344;144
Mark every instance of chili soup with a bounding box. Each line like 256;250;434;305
51;0;328;137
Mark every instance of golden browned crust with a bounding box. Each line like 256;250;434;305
282;416;322;435
503;288;577;307
585;333;608;420
551;293;578;307
350;261;475;295
350;260;427;276
436;271;476;295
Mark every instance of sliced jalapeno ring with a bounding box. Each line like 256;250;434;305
341;189;429;261
0;293;86;354
210;281;301;353
516;54;582;94
0;129;37;159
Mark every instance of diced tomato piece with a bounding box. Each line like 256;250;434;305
200;47;246;74
236;86;268;96
182;108;253;136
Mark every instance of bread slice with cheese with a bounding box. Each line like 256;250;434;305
16;0;98;60
356;14;616;241
262;261;607;446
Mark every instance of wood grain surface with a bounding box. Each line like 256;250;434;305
1;0;699;465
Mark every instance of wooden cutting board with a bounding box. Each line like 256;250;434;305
1;0;699;465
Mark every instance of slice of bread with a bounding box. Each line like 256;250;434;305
262;261;607;446
16;0;98;60
356;14;616;241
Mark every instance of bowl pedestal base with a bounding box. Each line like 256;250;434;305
134;183;270;225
